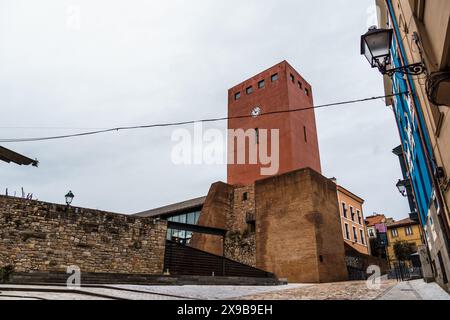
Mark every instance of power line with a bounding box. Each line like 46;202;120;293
0;92;408;143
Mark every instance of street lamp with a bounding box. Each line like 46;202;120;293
361;26;425;77
395;180;407;197
65;191;74;206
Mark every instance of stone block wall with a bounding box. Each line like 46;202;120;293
255;168;348;283
0;196;167;274
190;183;257;266
225;185;256;267
193;168;349;283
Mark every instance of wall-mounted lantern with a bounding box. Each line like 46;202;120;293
361;26;426;77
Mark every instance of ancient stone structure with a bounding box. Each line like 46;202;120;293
0;196;166;274
189;168;349;283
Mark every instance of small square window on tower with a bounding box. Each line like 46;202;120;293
258;80;265;89
246;86;253;95
290;74;295;82
298;81;303;89
234;92;241;100
305;88;309;96
271;73;278;82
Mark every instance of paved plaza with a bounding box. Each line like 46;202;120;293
0;279;448;300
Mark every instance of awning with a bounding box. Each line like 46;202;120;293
0;146;38;167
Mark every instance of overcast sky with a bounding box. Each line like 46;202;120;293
0;0;410;220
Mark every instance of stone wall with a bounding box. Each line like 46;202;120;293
0;196;167;274
190;183;257;266
255;168;348;283
193;168;349;283
225;185;257;267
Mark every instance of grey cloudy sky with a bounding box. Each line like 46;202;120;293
0;0;410;220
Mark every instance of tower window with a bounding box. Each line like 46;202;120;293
298;81;303;89
246;86;253;95
290;74;295;82
305;88;309;96
234;92;241;100
258;80;265;89
243;192;249;201
271;73;278;82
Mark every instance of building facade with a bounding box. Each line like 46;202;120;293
137;168;350;283
376;0;450;291
227;60;322;186
366;214;389;258
386;218;422;268
335;183;370;255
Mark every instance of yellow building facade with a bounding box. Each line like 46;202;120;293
386;218;422;267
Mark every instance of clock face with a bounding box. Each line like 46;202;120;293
251;106;262;118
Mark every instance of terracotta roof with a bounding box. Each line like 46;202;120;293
365;214;386;227
134;196;206;218
387;217;418;228
0;146;38;167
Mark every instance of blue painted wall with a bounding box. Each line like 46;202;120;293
387;0;434;224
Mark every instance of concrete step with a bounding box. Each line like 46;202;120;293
7;272;285;286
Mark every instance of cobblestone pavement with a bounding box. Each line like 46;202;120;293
1;279;448;300
110;284;308;300
239;280;397;300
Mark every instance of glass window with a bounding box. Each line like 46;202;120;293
290;74;295;82
271;73;278;82
360;229;365;245
246;86;253;94
344;223;350;240
297;81;302;89
405;226;413;236
187;212;196;225
391;228;398;237
353;226;358;241
234;92;241;100
305;88;309;96
194;211;200;224
258;80;265;89
342;203;347;218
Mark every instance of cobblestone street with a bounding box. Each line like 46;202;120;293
240;279;450;300
1;279;449;300
240;280;397;300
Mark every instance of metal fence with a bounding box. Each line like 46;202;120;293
388;262;423;281
163;240;274;278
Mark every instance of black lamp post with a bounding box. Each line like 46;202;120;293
361;26;426;77
65;191;74;206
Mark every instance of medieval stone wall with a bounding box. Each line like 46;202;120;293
0;196;167;274
224;185;257;267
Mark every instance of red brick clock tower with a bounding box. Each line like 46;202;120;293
227;61;322;186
